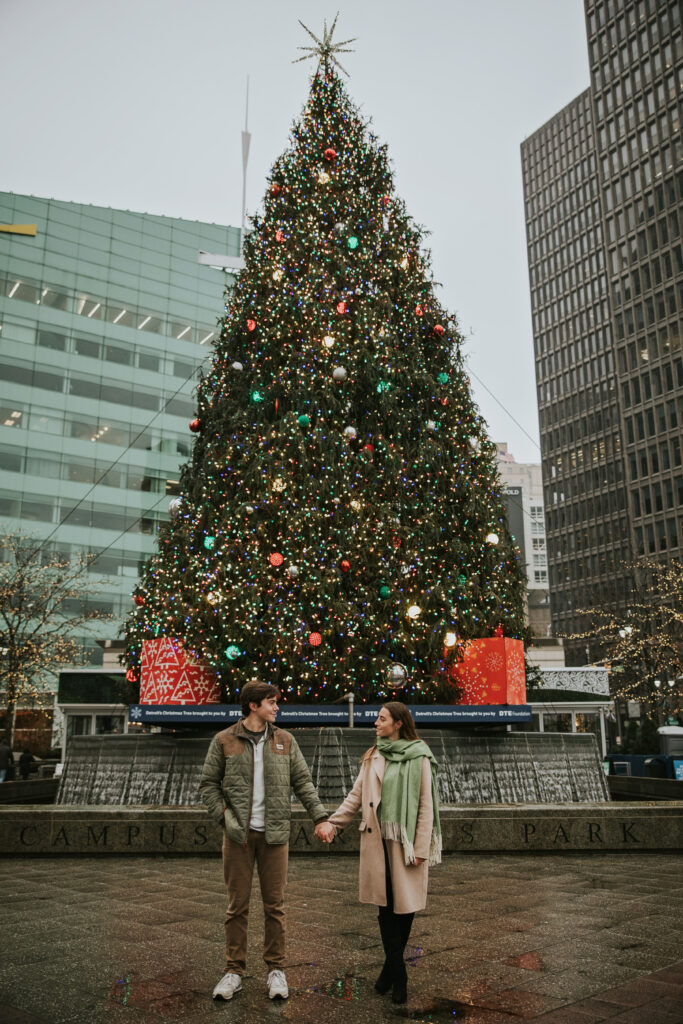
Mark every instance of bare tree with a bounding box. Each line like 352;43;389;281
0;533;110;749
566;558;683;721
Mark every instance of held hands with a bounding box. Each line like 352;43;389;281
314;821;337;844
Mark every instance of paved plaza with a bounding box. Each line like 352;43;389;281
2;852;682;1024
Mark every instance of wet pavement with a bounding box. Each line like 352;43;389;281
2;852;682;1024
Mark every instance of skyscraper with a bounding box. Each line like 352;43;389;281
521;0;682;662
0;192;240;663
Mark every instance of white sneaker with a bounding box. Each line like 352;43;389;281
267;969;289;999
212;971;242;1000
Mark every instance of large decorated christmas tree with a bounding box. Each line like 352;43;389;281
124;22;527;704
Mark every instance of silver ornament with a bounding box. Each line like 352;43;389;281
344;425;357;439
332;366;348;381
386;663;408;686
168;497;182;516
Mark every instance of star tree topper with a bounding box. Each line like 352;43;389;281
293;12;357;77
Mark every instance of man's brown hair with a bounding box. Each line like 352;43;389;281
240;679;281;718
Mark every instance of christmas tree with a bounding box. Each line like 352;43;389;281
124;22;527;703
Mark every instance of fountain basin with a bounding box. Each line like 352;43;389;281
55;729;611;806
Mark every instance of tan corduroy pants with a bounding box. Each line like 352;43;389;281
222;830;289;974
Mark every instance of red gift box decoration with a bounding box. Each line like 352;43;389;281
448;637;526;705
140;638;220;705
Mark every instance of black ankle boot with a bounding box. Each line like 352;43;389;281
391;956;407;1004
374;960;393;994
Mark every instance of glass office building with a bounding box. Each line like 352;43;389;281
521;0;682;660
0;191;240;664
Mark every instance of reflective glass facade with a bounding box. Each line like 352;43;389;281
0;192;240;662
522;0;682;661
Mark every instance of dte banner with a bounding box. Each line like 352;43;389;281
129;704;533;726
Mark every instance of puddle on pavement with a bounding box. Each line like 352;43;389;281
399;996;519;1022
109;969;206;1017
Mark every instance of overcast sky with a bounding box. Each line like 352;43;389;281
2;0;590;463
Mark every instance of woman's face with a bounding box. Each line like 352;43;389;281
375;706;402;741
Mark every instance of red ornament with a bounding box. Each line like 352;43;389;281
440;398;449;406
336;300;348;315
415;304;424;317
494;623;504;638
323;148;337;162
133;594;145;606
382;195;391;206
363;443;374;453
340;559;351;573
309;631;323;646
392;535;402;549
275;229;285;243
126;668;140;683
269;552;284;567
433;324;445;337
189;418;201;433
270;183;282;196
246;318;256;332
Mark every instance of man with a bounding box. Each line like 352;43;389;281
200;679;334;1002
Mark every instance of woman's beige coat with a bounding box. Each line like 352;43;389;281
328;747;434;915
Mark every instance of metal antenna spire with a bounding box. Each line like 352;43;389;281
241;75;251;253
293;12;357;77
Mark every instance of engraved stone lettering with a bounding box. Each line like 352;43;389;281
523;822;536;843
621;822;639;843
126;825;140;845
52;826;70;846
159;824;176;847
20;825;38;846
194;824;208;845
588;822;603;843
553;824;570;844
294;825;311;847
460;822;474;845
87;826;109;847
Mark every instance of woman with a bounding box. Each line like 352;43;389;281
315;702;441;1004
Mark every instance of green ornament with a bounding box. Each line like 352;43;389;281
379;585;391;599
204;536;216;550
347;235;359;249
225;644;241;661
458;574;467;585
298;414;310;428
376;380;391;393
250;390;264;403
437;372;449;384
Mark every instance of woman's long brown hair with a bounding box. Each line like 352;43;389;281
382;701;419;740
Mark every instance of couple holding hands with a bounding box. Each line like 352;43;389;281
200;680;441;1005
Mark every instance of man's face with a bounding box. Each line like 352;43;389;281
250;696;279;726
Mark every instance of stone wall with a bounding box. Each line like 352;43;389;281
1;802;680;855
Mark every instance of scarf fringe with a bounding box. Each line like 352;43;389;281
381;820;442;867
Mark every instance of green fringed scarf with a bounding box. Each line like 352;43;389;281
376;737;442;866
